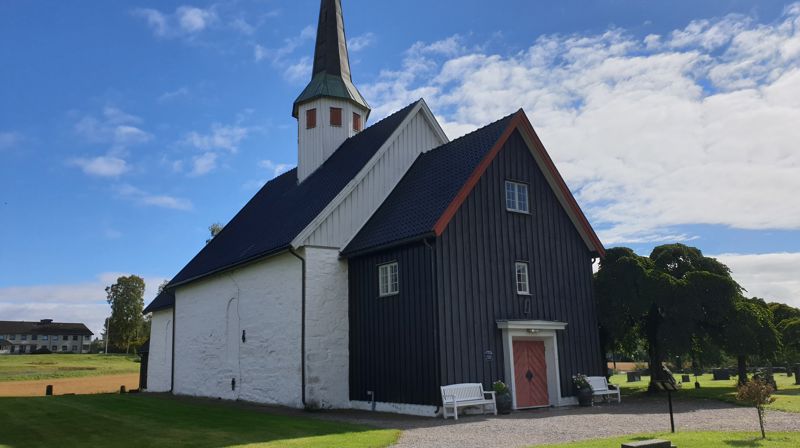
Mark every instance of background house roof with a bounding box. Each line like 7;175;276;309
0;320;93;336
164;100;420;289
343;113;515;255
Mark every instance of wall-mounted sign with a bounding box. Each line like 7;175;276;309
484;350;494;362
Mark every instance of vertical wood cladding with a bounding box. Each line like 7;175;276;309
348;241;440;405
435;129;603;398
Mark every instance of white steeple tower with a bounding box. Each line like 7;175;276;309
293;0;371;183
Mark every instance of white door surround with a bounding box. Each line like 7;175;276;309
497;320;575;409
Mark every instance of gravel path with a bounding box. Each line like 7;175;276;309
319;398;800;447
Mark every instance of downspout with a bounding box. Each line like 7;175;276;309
170;303;176;394
289;248;307;407
423;238;441;416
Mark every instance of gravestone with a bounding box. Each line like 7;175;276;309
712;369;730;380
621;438;675;448
627;372;642;382
795;365;800;385
681;374;691;383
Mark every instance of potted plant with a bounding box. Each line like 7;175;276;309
493;380;512;414
573;374;593;407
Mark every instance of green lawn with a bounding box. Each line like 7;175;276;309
537;432;800;447
0;394;398;448
0;354;141;381
609;373;800;413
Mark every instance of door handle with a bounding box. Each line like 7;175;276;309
526;370;534;381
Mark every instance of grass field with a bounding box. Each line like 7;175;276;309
0;394;399;448
0;354;140;382
610;373;800;413
537;432;800;447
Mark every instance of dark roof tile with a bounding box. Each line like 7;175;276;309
0;321;93;336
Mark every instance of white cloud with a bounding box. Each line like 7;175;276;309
259;159;293;177
189;151;219;176
254;25;316;81
714;253;800;308
116;184;193;211
133;6;217;38
348;32;376;52
184;124;249;153
0;273;168;335
0;131;22;151
158;86;190;103
70;156;129;177
362;5;800;244
284;57;312;82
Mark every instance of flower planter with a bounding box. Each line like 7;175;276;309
496;393;512;414
577;387;593;407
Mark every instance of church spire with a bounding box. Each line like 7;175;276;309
292;0;370;119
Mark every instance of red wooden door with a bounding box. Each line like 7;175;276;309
513;340;549;408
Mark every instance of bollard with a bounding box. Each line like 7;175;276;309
120;385;126;394
45;385;53;396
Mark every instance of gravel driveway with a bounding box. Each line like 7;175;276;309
320;398;800;447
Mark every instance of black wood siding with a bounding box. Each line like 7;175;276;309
348;242;440;405
435;129;604;398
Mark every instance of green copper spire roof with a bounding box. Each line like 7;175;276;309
292;0;370;118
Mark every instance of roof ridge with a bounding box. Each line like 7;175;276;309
422;110;519;155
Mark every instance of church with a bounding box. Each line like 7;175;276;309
142;0;606;416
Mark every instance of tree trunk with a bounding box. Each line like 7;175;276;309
646;305;666;392
757;406;766;439
738;355;748;385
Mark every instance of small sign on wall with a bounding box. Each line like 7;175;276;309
484;350;494;362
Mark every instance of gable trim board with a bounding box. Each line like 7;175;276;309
432;110;605;258
292;99;449;249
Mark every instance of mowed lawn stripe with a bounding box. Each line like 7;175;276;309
0;354;140;382
0;394;399;448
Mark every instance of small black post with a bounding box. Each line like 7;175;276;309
45;385;53;396
120;385;126;394
667;390;675;433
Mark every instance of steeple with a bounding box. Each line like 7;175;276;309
292;0;370;119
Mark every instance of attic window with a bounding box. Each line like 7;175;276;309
353;113;362;132
306;109;317;129
330;107;343;127
505;181;529;214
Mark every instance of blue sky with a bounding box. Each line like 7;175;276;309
2;0;799;333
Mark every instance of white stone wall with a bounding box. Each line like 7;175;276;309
146;309;173;392
303;247;350;408
173;252;304;408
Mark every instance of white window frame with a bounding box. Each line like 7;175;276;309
378;262;399;297
515;262;531;295
505;180;530;214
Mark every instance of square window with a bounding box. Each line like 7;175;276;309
52;346;57;351
306;108;317;129
515;262;531;295
52;335;58;341
378;262;399;297
62;346;68;351
8;335;15;340
505;181;530;213
72;345;78;352
42;335;48;341
73;335;78;341
353;113;362;132
330;107;343;127
21;335;27;341
31;334;38;341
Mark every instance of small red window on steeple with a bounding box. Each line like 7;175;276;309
330;107;343;127
353;113;362;132
306;109;317;129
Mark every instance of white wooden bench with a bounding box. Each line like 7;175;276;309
588;376;621;403
440;383;497;420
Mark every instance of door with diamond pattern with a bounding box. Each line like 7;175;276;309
513;340;549;408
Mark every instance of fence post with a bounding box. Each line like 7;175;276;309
45;385;53;396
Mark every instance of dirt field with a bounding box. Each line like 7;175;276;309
607;362;647;372
0;373;140;397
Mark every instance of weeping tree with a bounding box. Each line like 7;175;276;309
723;297;781;385
596;244;740;390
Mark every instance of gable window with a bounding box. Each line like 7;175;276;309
330;107;343;127
378;262;399;297
515;262;531;295
353;112;362;132
306;108;317;129
505;181;529;213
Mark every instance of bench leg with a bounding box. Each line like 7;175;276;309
454;405;458;421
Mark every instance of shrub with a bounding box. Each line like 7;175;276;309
736;378;775;439
492;380;509;395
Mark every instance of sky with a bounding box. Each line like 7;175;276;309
1;0;799;335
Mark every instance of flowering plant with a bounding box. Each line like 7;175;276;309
573;374;592;391
493;380;510;395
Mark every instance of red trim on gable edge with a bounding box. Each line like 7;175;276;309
431;110;606;258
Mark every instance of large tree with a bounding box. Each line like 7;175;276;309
595;244;740;390
105;275;146;353
768;302;800;365
723;297;781;384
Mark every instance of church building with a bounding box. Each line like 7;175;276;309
143;0;605;416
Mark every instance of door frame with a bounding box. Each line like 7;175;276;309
497;320;570;409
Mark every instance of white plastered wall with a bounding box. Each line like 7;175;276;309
302;246;350;408
146;308;173;392
172;252;304;407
